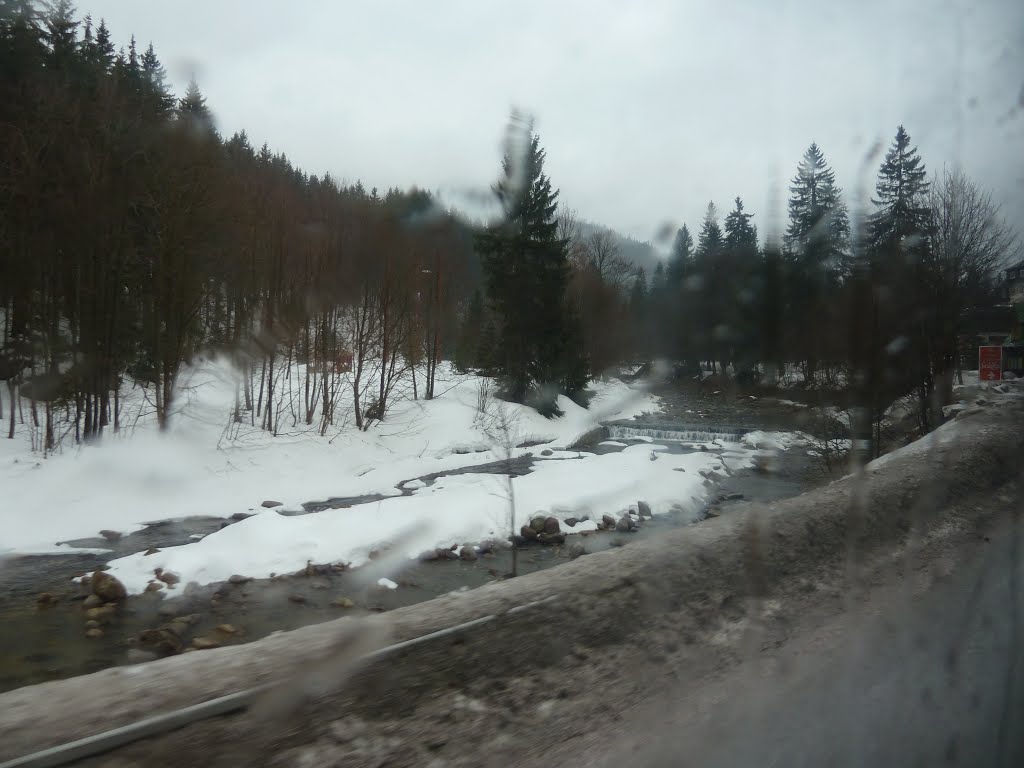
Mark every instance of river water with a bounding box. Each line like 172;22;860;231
0;383;825;693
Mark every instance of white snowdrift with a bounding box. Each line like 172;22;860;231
103;444;736;595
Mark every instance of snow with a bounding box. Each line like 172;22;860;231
377;578;398;590
741;430;809;452
0;358;659;556
102;443;731;595
866;413;970;471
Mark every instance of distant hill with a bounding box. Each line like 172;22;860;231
578;221;663;277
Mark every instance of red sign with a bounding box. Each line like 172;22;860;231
979;346;1003;381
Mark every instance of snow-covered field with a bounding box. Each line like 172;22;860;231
0;359;655;554
0;357;803;596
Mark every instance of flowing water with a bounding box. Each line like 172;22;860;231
0;381;827;693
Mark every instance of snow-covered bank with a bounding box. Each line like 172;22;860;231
103;444;742;595
0;359;658;555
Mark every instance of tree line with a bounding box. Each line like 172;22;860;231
2;2;1018;459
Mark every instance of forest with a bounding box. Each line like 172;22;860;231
1;1;1018;458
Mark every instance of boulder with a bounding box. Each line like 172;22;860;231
601;514;617;529
261;500;283;508
436;547;459;560
158;571;181;587
144;581;164;593
520;525;538;541
564;517;579;528
615;516;632;533
139;627;184;655
637;501;652;518
541;449;554;456
99;529;122;542
215;623;239;635
530;516;548;533
459;545;478;561
543;517;561;535
330;597;355;609
228;574;251;585
91;570;127;603
191;637;220;650
567;543;587;559
419;549;439;562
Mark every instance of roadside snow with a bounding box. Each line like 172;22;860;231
0;359;659;556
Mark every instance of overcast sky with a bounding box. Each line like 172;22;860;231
84;0;1023;245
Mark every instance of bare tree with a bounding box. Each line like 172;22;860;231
474;380;522;577
927;168;1020;402
582;229;633;288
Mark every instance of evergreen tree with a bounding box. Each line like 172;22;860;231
785;142;850;278
475;117;588;410
868;125;930;253
178;77;216;135
724;197;757;248
140;42;175;117
783;143;850;383
695;202;723;258
667;224;693;283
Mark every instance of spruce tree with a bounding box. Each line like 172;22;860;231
783;143;850;383
785;142;850;279
868;126;930;254
667;224;693;283
475;118;588;410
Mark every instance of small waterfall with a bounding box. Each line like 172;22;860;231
608;424;748;443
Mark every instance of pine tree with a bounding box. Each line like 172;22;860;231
140;42;175;117
667;224;693;283
783;143;851;383
724;197;757;248
178;77;216;136
695;202;723;259
475;117;588;410
785;142;850;279
868;126;930;254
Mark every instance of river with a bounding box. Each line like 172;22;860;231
0;382;827;693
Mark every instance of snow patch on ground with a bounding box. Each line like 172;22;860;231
103;444;727;594
741;431;810;452
0;359;659;556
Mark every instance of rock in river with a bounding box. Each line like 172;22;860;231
601;514;617;529
459;545;478;561
530;516;548;534
544;517;561;535
91;570;127;603
191;637;220;650
637;501;652;518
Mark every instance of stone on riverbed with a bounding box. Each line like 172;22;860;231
191;637;220;650
91;571;127;603
36;593;57;606
330;597;355;609
85;628;103;639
